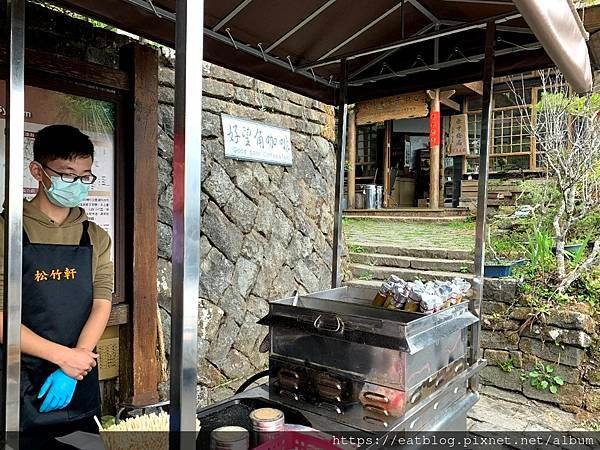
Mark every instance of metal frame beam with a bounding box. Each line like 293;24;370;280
496;26;533;34
331;59;348;288
349;41;540;85
212;0;253;31
407;0;440;25
204;28;334;87
298;12;521;71
120;0;175;20
169;0;202;447
266;0;337;53
441;20;533;35
317;2;406;61
119;0;523;90
440;19;533;35
470;20;496;393
348;22;435;80
2;0;25;442
443;0;513;5
120;0;334;87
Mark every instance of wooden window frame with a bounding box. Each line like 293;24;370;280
465;86;540;172
356;123;382;181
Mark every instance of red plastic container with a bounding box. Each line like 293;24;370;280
254;431;343;450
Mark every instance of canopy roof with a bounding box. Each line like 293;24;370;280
52;0;594;104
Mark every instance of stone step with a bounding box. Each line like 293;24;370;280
347;243;472;261
343;215;470;223
344;208;471;218
349;252;474;274
349;263;473;283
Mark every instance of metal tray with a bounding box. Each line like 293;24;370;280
261;286;478;354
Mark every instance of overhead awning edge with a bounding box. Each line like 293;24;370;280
513;0;593;93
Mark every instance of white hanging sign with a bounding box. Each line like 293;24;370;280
221;114;292;166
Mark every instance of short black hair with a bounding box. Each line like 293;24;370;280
33;124;94;165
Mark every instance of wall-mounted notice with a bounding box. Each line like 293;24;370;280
221;114;292;166
0;83;115;248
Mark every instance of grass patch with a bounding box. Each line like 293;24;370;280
343;218;475;251
358;271;374;281
348;244;367;254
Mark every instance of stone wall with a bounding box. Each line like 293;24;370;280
156;57;337;405
480;293;600;414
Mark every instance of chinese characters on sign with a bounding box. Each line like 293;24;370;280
448;114;469;157
429;111;441;147
34;267;77;282
221;114;293;166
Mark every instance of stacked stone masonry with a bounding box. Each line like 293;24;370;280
480;292;600;414
156;56;337;405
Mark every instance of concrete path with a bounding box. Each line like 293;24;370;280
468;386;586;432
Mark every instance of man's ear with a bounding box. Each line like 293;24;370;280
29;161;44;183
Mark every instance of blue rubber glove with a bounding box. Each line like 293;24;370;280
37;369;77;413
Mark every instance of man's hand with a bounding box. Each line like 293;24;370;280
38;369;77;413
56;347;98;380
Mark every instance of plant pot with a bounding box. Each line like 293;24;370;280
484;259;527;278
552;243;584;256
484;264;511;278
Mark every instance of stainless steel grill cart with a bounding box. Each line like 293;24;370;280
195;286;485;445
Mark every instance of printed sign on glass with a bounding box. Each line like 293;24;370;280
221;114;292;166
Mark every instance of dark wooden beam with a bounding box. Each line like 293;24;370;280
0;45;129;92
463;81;483;96
119;42;160;406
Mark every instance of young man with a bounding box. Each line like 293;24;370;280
0;124;113;440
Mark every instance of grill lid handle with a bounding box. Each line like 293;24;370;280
313;314;345;333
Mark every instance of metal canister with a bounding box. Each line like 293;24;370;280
364;184;377;209
210;426;250;450
375;185;383;209
249;408;285;445
355;189;366;209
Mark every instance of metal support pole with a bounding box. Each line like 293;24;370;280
331;59;348;288
169;0;202;448
2;0;25;444
469;21;495;391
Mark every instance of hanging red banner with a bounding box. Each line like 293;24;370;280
429;111;441;147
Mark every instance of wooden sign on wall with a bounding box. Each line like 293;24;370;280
448;113;469;156
356;92;429;125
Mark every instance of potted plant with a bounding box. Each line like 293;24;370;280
485;229;528;278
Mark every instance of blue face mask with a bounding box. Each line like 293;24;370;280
42;172;91;208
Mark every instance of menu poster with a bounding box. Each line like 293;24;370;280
0;83;115;253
